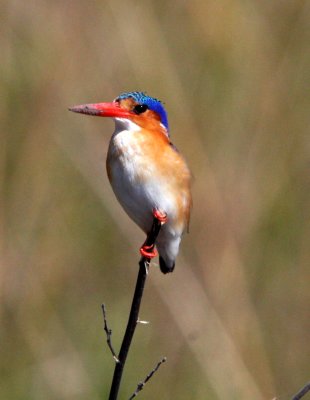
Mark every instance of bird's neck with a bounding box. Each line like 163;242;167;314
109;118;143;162
109;117;170;162
113;117;169;139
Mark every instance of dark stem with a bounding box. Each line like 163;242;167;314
108;217;163;400
291;382;310;400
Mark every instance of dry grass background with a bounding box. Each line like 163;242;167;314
1;1;309;399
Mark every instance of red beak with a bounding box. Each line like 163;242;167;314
68;102;133;118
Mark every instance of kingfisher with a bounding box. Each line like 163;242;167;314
69;92;191;273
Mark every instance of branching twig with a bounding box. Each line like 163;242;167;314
128;357;167;400
291;382;310;400
108;216;164;400
101;304;119;363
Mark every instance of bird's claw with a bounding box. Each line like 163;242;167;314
152;209;168;224
140;244;158;259
139;210;167;259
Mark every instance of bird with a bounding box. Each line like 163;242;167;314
69;91;191;273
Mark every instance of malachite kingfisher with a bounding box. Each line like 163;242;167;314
69;92;192;273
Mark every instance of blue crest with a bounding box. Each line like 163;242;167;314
116;92;169;132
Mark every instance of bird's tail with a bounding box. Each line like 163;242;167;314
159;256;175;274
156;233;181;274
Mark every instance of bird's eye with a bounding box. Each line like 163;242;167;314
133;104;148;114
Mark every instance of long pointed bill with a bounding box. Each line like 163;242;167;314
68;102;132;118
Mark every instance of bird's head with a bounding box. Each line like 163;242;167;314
69;91;169;134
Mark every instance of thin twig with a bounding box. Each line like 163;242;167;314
137;319;149;325
128;357;167;400
291;382;310;400
108;216;164;400
101;304;120;363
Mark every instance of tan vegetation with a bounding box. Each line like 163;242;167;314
1;1;309;399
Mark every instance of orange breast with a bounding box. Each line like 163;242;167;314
133;127;191;231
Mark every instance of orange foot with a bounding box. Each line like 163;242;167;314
140;244;158;259
152;208;168;224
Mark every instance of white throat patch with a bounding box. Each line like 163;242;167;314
114;118;140;133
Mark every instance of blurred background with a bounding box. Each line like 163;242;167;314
1;1;309;399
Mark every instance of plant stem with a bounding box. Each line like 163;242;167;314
108;217;163;400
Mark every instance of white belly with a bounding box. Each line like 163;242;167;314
109;151;177;233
